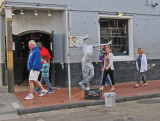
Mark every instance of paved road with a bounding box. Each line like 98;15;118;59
1;97;160;121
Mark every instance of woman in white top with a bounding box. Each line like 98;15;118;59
134;48;148;88
100;45;115;91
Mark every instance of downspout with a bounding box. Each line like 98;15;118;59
0;14;6;86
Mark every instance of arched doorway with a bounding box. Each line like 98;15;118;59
13;30;55;85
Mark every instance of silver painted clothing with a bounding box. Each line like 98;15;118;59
81;44;94;86
82;44;93;63
81;62;94;86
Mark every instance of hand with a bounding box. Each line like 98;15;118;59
105;66;109;70
133;59;136;62
102;68;104;72
144;70;146;72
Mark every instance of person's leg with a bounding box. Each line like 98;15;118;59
38;79;48;97
99;71;104;88
81;66;90;85
84;65;94;87
100;69;109;90
44;77;54;92
141;72;148;86
134;72;142;87
109;69;115;85
35;80;45;91
109;69;115;91
106;74;112;87
29;80;35;94
79;64;90;90
34;78;45;93
141;72;146;83
24;70;36;100
84;67;94;90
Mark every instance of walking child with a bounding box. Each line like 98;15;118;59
34;56;54;94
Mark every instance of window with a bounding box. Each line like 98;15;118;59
100;19;129;56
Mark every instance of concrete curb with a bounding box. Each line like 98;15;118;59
17;92;160;115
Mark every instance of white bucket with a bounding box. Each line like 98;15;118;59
104;92;116;107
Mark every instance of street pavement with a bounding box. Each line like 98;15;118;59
0;86;23;121
1;97;160;121
15;80;160;109
0;80;160;116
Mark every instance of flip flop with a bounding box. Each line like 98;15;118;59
142;84;148;87
134;85;139;88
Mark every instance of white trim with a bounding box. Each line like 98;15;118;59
5;7;12;18
98;14;134;62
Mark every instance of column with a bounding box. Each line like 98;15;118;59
5;7;14;93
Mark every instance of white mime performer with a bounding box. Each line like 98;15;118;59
70;35;111;90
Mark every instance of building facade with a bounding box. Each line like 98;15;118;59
0;0;160;87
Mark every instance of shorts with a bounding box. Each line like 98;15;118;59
29;70;40;81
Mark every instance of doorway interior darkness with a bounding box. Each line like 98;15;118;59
17;32;51;84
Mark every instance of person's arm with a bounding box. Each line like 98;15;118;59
48;59;50;64
32;51;41;71
93;41;112;48
46;50;51;65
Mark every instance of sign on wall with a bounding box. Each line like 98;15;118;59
68;35;90;47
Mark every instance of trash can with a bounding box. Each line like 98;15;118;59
104;92;116;107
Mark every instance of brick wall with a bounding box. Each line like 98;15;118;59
55;59;160;87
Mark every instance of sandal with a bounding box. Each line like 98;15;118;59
109;88;115;91
142;83;148;87
134;84;139;88
99;87;103;91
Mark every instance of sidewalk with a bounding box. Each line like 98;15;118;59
1;80;160;115
0;86;22;115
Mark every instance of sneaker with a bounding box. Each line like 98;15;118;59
85;86;90;91
39;89;48;97
48;91;54;94
24;94;34;100
79;82;85;90
33;90;38;94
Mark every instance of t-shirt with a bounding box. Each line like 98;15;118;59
42;62;49;77
40;47;51;64
99;50;106;62
136;55;142;70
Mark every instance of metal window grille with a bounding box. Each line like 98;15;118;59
99;19;129;56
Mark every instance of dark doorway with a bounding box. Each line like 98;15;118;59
13;32;54;85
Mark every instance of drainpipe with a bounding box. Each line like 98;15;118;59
0;15;6;86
